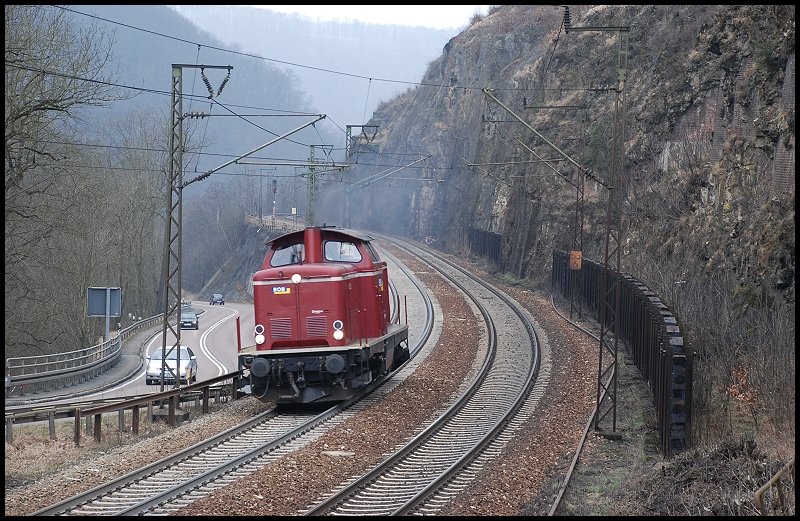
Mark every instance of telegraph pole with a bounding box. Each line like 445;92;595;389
305;144;333;226
272;178;278;222
483;10;630;436
259;167;276;224
306;145;316;226
344;125;378;228
522;97;589;320
563;6;630;437
160;64;231;391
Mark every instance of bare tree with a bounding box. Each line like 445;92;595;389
5;5;124;355
5;4;122;193
179;172;261;293
104;109;171;322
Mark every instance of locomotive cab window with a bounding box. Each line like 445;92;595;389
324;240;362;262
271;243;304;267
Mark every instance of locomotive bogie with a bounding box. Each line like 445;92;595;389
240;325;408;403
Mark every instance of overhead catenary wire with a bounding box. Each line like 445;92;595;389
20;6;585;183
362;78;372;124
54;5;606;94
28;6;593;173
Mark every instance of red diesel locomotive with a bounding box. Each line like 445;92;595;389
238;226;410;404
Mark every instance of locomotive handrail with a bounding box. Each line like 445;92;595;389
5;314;163;397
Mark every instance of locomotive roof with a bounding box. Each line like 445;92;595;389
266;226;375;246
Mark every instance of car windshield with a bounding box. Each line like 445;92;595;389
181;312;195;319
150;348;192;360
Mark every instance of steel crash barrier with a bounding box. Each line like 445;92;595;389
552;250;693;458
4;374;240;445
5;314;163;398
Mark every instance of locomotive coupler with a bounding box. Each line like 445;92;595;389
278;371;301;401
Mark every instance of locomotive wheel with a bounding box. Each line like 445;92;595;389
391;346;410;371
370;356;386;378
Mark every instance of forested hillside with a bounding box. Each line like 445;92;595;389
5;4;316;354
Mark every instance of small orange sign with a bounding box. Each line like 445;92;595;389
569;250;583;270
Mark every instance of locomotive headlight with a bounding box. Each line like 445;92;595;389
254;324;265;345
291;273;301;284
332;320;344;340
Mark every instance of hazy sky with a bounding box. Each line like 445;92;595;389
247;5;491;30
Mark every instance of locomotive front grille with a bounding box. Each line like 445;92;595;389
305;315;327;337
270;318;292;338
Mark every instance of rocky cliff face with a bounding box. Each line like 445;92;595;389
317;4;795;309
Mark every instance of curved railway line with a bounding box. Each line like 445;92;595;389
28;242;436;516
300;236;545;516
16;237;604;517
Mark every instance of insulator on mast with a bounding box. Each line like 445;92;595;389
217;70;231;97
201;68;214;98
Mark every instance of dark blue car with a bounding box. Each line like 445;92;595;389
180;310;198;330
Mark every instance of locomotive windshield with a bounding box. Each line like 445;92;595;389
324;240;362;262
271;242;304;267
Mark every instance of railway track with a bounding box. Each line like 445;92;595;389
32;409;317;515
301;237;548;515
28;247;437;516
25;238;563;517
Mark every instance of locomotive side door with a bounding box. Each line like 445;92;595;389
376;270;388;335
261;241;304;349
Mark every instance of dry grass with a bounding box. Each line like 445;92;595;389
628;435;795;516
5;402;222;489
522;344;795;517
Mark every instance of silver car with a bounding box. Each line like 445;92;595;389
146;346;198;385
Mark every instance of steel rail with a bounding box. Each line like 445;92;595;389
304;235;541;515
28;245;436;516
